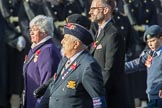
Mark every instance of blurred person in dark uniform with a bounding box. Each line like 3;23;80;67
0;12;11;108
152;0;162;27
43;0;84;46
43;0;83;21
89;0;128;107
113;0;132;60
123;0;157;57
78;0;91;16
113;0;135;108
65;14;91;30
38;23;106;108
0;0;27;108
23;15;61;108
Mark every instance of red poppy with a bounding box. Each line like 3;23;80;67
35;49;41;56
66;23;75;29
147;55;152;62
145;55;152;67
93;41;98;48
70;62;77;70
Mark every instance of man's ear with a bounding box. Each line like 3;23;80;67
103;7;110;14
73;41;80;49
160;36;162;41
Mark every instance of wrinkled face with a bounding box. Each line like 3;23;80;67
61;34;76;57
147;37;162;51
29;25;44;44
89;0;109;24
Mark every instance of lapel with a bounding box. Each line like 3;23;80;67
51;51;86;93
54;57;68;81
90;21;113;54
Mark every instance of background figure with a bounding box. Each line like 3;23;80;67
39;23;106;108
0;0;27;107
23;15;61;108
152;0;162;27
113;0;135;107
123;0;157;57
65;13;91;30
89;0;128;107
125;25;162;108
43;0;84;41
0;12;11;108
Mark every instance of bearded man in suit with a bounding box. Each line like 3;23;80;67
89;0;128;108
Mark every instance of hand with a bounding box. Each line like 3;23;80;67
33;78;53;98
16;36;26;52
159;90;162;98
133;25;145;32
8;16;19;23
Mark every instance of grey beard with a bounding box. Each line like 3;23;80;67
60;47;65;57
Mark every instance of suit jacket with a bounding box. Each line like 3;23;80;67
38;50;106;108
23;39;61;108
90;20;128;108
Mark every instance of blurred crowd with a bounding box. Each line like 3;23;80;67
0;0;162;108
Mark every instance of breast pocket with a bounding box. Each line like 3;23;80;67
62;80;78;96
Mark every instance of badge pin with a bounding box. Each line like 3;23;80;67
66;80;76;89
96;44;103;49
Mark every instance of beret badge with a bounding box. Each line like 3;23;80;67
66;23;76;30
146;34;152;40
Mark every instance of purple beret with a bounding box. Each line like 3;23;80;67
64;23;93;46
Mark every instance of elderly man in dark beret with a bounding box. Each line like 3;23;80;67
125;25;162;108
38;23;106;108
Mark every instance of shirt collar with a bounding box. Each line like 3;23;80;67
31;36;52;48
155;46;162;56
68;50;84;64
99;19;111;29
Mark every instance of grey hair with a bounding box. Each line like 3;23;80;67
100;0;116;13
29;15;54;36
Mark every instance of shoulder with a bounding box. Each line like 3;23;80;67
79;51;96;63
39;42;60;57
41;40;59;51
105;20;119;34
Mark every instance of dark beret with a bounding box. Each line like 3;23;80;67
66;14;91;29
64;23;93;46
143;25;162;42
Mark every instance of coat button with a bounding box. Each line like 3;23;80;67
55;98;59;101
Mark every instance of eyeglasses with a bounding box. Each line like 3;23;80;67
90;7;106;10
